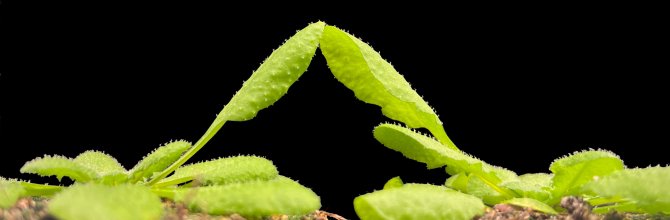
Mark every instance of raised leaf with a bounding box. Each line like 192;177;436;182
320;25;455;149
74;151;127;184
20;155;96;182
128;140;191;183
501;198;558;214
354;183;485;220
549;149;624;204
0;178;25;208
584;166;670;214
383;176;404;189
500;173;552;201
156;155;278;187
444;172;469;192
466;174;513;204
373;123;518;201
174;176;320;217
49;183;162;220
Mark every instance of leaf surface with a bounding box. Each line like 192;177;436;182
549;150;624;204
584;166;670;214
501;198;558;214
129;140;191;183
20;155;96;182
156;155;278;187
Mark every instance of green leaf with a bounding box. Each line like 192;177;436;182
467;174;513;204
354;183;485;220
0;178;25;208
444;172;469;192
74;151;128;184
383;176;404;189
320;25;455;149
549;149;624;205
175;176;320;217
49;183;163;220
156;155;278;187
500;173;553;201
20;155;96;182
219;21;325;122
373;123;518;202
128;140;191;183
584;166;670;214
148;22;325;185
501;198;558;214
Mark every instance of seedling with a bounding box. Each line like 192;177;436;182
1;22;668;220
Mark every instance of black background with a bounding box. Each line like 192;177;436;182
1;2;667;218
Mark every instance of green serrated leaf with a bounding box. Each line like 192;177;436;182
500;173;553;201
49;183;162;220
501;198;558;214
354;183;485;220
584;166;670;214
156;155;278;187
74;151;128;184
175;176;320;217
129;140;191;183
20;155;96;182
383;176;404;189
373;123;518;202
549;149;624;205
1;177;26;208
320;25;455;149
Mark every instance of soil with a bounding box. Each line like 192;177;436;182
1;196;667;220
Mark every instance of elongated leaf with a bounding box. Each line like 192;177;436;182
219;22;325;122
49;183;162;220
74;151;127;184
549;149;624;205
500;173;552;201
354;183;485;220
584;166;670;214
383;176;404;189
501;198;558;214
175;176;320;217
467;174;513;204
320;25;455;149
0;178;25;208
373;123;518;201
20;155;96;182
129;140;191;183
444;172;469;192
156;155;278;187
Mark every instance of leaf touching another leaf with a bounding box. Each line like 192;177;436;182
500;173;553;201
156;155;278;187
49;183;162;220
501;198;558;214
0;178;25;208
354;184;485;220
320;25;455;149
584;166;670;214
175;176;320;217
549;149;624;205
74;151;128;184
128;140;191;183
20;155;96;182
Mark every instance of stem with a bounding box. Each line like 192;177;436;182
147;118;226;185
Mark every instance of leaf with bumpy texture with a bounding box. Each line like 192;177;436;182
20;155;96;182
500;173;552;201
175;176;320;217
128;140;191;183
49;183;162;220
74;151;127;184
549;149;624;205
0;178;25;208
320;26;455;149
156;155;278;187
584;166;670;214
354;183;485;220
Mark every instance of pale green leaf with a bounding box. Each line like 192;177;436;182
320;26;455;149
74;151;127;184
49;183;162;220
444;172;469;192
219;22;325;122
1;178;25;208
500;173;553;201
129;140;191;183
20;155;96;182
383;176;403;189
175;176;320;217
156;155;278;187
354;183;485;220
501;198;558;214
549;149;624;205
584;166;670;214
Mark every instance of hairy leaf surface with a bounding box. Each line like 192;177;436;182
49;183;162;220
549;150;624;204
584;166;670;214
175;176;320;217
74;151;127;184
500;173;552;201
320;26;455;149
129;140;191;183
20;155;96;182
156;155;278;187
0;178;25;208
354;184;485;220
